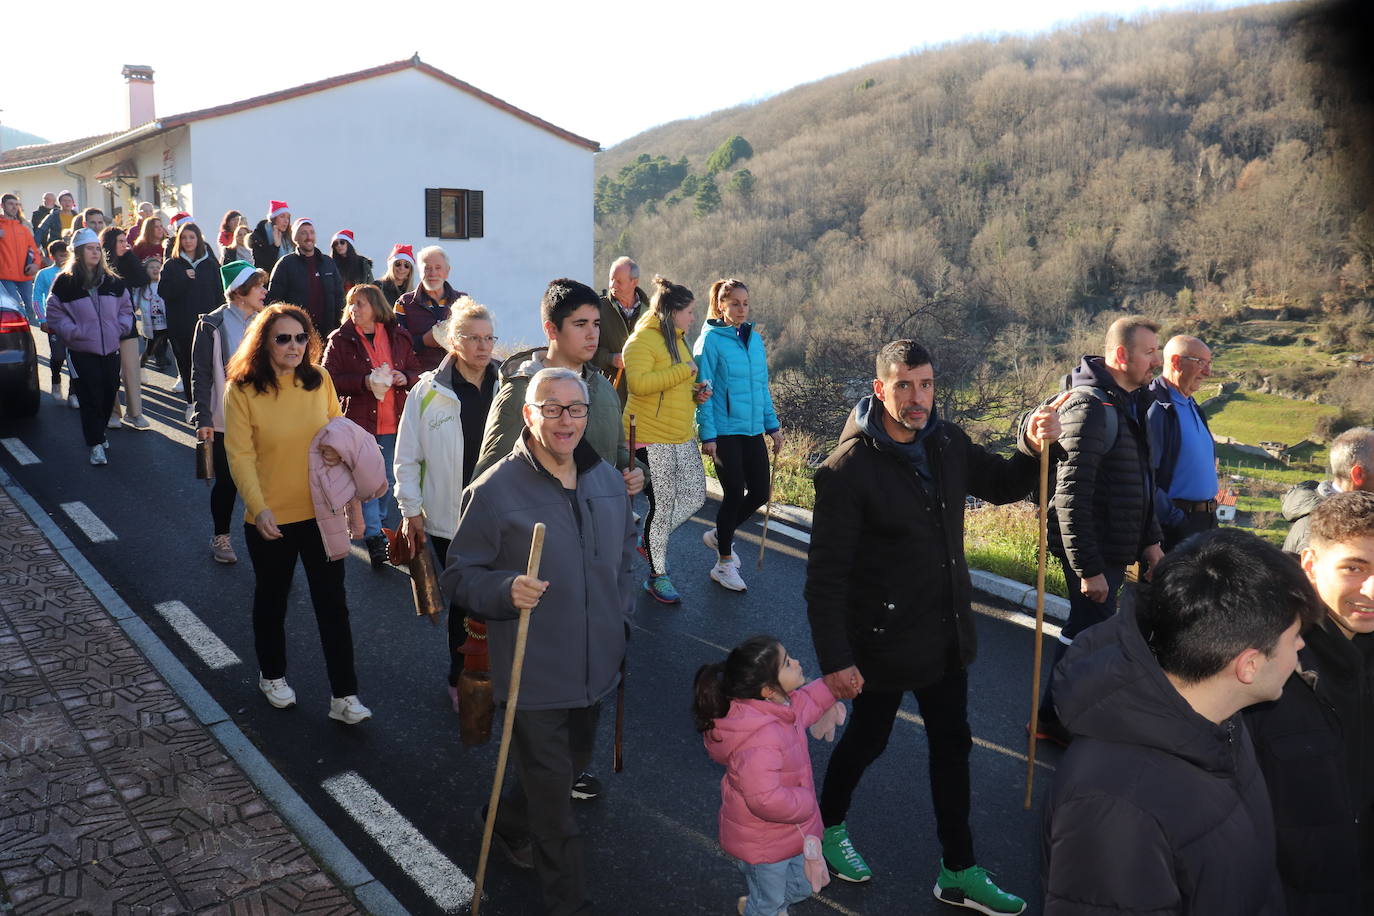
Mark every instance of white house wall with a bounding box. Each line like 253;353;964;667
186;67;593;345
1;166;67;221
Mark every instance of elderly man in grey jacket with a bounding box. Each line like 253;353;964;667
441;366;636;916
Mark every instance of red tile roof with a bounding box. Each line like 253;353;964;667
0;132;124;170
0;57;597;174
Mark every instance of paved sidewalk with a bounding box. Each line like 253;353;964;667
0;487;362;915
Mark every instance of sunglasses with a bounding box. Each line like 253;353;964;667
273;333;310;346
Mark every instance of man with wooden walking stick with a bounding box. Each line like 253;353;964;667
805;340;1060;915
441;367;638;916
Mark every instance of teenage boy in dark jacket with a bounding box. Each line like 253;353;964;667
1034;315;1165;744
1043;529;1319;916
806;339;1061;915
1245;490;1374;914
441;367;636;916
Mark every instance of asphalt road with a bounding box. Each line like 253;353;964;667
0;351;1067;916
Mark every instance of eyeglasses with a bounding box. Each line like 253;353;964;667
534;402;589;419
1179;355;1213;370
273;332;310;346
457;334;498;345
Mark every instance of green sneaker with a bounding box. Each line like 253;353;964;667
933;861;1025;915
821;822;872;883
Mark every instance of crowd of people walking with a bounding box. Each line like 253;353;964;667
6;186;1374;916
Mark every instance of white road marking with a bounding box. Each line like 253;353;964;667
322;771;473;912
975;603;1064;641
897;709;1055;772
59;501;116;543
152;601;241;669
0;438;40;465
762;518;811;545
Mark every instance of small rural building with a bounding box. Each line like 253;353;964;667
0;57;598;344
1215;487;1238;523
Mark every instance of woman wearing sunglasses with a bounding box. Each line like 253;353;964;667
223;303;371;724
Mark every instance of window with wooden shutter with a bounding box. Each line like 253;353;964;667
424;188;485;240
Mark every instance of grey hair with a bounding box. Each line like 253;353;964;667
416;245;450;269
609;256;639;281
525;367;590;406
1330;426;1374;486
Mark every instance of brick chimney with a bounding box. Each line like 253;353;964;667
122;65;155;129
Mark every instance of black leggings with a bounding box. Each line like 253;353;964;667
818;667;975;871
170;327;194;403
244;519;357;697
711;434;771;558
210;432;239;536
68;351;120;446
140;331;171;367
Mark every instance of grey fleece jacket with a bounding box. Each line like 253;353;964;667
440;431;636;710
472;346;630;480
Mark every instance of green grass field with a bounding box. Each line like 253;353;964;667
1205;391;1338;448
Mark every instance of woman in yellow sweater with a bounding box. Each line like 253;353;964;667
623;275;710;604
224;303;371;724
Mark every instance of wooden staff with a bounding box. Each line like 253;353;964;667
614;417;636;773
472;523;546;916
1024;444;1052;810
756;444;780;571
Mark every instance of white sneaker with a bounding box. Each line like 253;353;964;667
106;414;121;429
702;528;740;567
171;377;184;394
329;695;372;725
49;381;62;400
258;676;297;709
124;413;151;430
67;393;79;409
710;561;747;591
184;403;195;424
88;444;107;466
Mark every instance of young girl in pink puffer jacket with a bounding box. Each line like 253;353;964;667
694;635;845;916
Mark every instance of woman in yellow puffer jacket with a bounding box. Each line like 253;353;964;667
623;275;709;604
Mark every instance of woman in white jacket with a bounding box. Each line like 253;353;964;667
393;298;500;709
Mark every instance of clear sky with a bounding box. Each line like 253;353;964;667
5;0;1279;152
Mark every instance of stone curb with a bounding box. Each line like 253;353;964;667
0;467;405;916
707;475;1071;622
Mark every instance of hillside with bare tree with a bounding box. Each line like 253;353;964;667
594;1;1374;445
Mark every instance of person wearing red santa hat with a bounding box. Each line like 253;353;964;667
376;244;415;306
266;217;344;334
164;212;192;259
249;200;294;273
329;229;374;293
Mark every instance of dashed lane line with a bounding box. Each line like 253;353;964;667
59;501;117;543
0;438;40;465
322;771;474;913
152;601;242;670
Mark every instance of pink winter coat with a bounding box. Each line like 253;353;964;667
308;418;388;560
704;679;836;864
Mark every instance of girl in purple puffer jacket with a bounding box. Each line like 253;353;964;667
694;636;843;916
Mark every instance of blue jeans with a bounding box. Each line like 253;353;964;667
0;279;35;319
736;853;811;916
361;433;397;538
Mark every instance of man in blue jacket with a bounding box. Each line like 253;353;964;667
1147;335;1218;551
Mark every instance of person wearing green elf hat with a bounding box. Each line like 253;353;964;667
191;260;269;564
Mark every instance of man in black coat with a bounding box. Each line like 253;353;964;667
1245;490;1374;914
1043;529;1319;915
806;339;1060;915
1035;315;1165;744
267;218;343;335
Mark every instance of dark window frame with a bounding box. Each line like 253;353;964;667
425;188;485;240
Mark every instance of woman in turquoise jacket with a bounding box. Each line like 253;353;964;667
693;278;782;592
